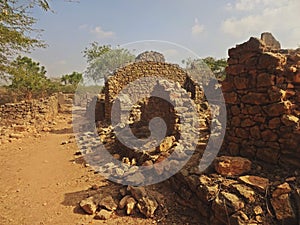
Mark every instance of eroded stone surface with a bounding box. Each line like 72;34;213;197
239;176;269;193
79;197;97;215
214;156;252;176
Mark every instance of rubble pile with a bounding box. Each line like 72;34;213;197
79;185;161;220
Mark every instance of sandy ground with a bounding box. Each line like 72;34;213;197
0;113;202;225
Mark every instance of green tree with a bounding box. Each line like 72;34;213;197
202;57;227;80
83;42;135;83
183;57;227;81
8;56;51;99
61;71;83;85
0;0;51;77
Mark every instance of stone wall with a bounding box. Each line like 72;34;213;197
0;94;59;127
169;34;300;225
104;61;190;121
58;92;74;113
221;34;300;167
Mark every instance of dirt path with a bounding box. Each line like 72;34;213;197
0;113;202;225
0;114;141;224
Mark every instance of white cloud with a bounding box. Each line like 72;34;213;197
226;0;286;11
221;0;300;47
192;18;205;36
234;0;262;11
90;26;115;39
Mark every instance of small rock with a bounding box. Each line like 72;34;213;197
119;195;131;209
127;186;158;218
42;127;51;132
142;160;153;170
153;162;165;175
272;182;292;198
230;211;249;225
126;197;137;215
285;177;296;182
131;158;137;166
238;175;269;193
254;206;263;215
119;196;137;215
61;140;68;145
232;184;255;203
221;191;245;211
137;196;158;218
127;186;147;199
80;197;97;215
115;167;124;176
271;194;296;222
256;215;263;223
122;157;130;165
159;136;175;152
99;195;117;211
74;150;82;156
126;172;145;185
94;209;113;220
214;156;251;176
9;133;24;139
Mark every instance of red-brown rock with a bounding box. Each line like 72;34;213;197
214;156;252;176
238;175;269;193
271;194;295;222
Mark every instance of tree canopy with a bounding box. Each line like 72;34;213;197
8;56;51;99
202;57;227;79
183;57;227;81
0;0;50;77
83;42;135;83
61;71;83;85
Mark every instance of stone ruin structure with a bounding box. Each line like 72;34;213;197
135;51;166;63
0;93;74;143
85;52;211;182
222;32;300;167
83;35;300;224
169;33;300;225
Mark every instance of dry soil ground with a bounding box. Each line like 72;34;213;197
0;113;203;225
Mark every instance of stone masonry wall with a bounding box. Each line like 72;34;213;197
0;94;59;127
104;61;188;121
221;35;300;167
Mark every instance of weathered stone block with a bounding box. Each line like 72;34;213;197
241;92;270;104
238;176;269;193
271;194;296;223
214;156;252;176
263;103;286;117
257;73;275;87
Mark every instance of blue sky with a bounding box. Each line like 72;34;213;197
29;0;300;77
